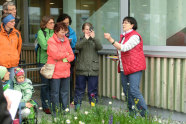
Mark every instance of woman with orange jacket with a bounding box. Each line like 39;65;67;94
0;13;22;81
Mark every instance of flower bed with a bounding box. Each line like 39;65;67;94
39;102;160;124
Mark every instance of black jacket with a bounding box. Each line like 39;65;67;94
0;79;12;124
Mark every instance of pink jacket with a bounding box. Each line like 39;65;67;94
47;33;74;79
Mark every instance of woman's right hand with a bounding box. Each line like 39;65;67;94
104;33;111;40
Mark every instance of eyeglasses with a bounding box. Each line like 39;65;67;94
63;22;69;25
122;21;131;25
48;22;55;24
8;8;16;12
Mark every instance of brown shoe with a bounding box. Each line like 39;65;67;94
43;108;51;114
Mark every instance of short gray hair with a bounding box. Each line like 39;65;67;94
3;1;15;11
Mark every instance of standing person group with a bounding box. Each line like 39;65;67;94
0;1;148;119
104;16;148;117
37;13;77;115
37;14;103;117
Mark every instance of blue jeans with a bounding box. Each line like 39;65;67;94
8;67;16;81
38;64;50;109
121;71;148;117
50;77;70;116
74;75;98;105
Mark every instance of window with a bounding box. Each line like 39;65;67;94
130;0;186;46
16;0;120;45
0;0;6;16
76;0;120;44
62;0;120;45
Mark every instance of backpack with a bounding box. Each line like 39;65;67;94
34;29;46;64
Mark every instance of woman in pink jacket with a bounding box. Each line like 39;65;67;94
47;22;74;116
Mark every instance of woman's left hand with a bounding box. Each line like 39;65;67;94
62;58;68;62
69;38;72;43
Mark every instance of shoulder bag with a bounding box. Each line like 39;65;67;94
40;63;55;79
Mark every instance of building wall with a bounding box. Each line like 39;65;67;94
98;54;186;113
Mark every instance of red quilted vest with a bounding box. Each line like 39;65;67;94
118;30;146;75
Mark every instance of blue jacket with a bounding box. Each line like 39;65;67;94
68;26;77;53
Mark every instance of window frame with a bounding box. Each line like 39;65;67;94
23;0;29;44
122;0;186;58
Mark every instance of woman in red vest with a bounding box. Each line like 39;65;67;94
104;16;148;117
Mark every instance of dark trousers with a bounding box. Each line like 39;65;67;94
70;60;75;103
74;75;98;105
50;77;70;116
38;64;51;109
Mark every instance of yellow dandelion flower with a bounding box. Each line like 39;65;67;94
91;102;95;107
134;98;139;105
